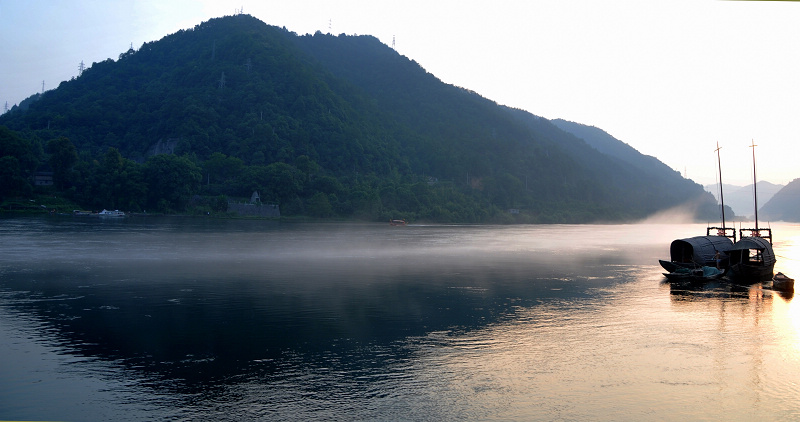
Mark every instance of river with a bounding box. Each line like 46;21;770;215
1;216;799;421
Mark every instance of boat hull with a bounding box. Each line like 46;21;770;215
727;263;774;282
659;260;697;272
773;273;795;292
726;236;776;282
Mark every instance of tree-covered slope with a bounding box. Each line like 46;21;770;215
0;14;718;222
550;119;720;217
552;119;683;183
3;16;399;172
292;31;720;220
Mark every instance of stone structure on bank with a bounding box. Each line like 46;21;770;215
227;191;280;217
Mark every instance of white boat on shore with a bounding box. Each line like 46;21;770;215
98;209;126;217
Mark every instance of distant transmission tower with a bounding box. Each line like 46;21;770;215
78;60;85;76
3;101;8;114
328;19;332;34
392;35;396;50
41;80;45;94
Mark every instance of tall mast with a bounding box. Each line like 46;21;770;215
750;139;759;231
715;142;726;230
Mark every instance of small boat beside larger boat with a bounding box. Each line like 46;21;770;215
663;265;725;282
772;272;794;292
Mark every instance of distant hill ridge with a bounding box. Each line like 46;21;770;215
552;120;676;180
0;14;719;222
760;178;800;222
703;181;783;218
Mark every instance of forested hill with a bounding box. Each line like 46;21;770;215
760;178;800;222
550;119;726;216
551;119;682;184
0;14;718;222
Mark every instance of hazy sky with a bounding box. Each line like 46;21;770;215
2;0;799;186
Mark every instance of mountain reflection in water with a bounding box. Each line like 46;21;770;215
1;217;800;421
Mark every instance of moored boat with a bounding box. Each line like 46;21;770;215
660;143;734;275
98;209;126;217
659;233;733;272
772;272;794;292
389;219;407;226
727;230;775;282
727;141;775;282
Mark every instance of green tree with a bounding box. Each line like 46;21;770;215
96;148;147;211
47;137;78;190
484;173;524;209
0;127;37;199
210;195;229;212
294;155;320;179
310;175;343;195
306;192;333;217
145;154;202;212
204;152;244;184
0;126;38;174
264;162;304;203
0;156;31;199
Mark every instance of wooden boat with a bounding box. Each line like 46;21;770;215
772;272;794;292
660;143;734;273
727;231;775;282
659;234;733;272
727;141;775;282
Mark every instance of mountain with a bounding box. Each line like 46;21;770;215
549;119;730;220
551;120;681;183
759;178;800;222
0;14;719;223
550;119;720;211
704;181;783;218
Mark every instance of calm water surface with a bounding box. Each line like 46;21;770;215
1;216;800;421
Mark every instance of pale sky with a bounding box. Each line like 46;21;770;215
2;0;799;186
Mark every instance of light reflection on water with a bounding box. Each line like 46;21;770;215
1;217;800;420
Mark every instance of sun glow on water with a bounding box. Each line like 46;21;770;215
769;225;800;359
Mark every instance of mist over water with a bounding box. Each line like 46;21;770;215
1;216;800;420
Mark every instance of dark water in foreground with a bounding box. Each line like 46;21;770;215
1;216;800;421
